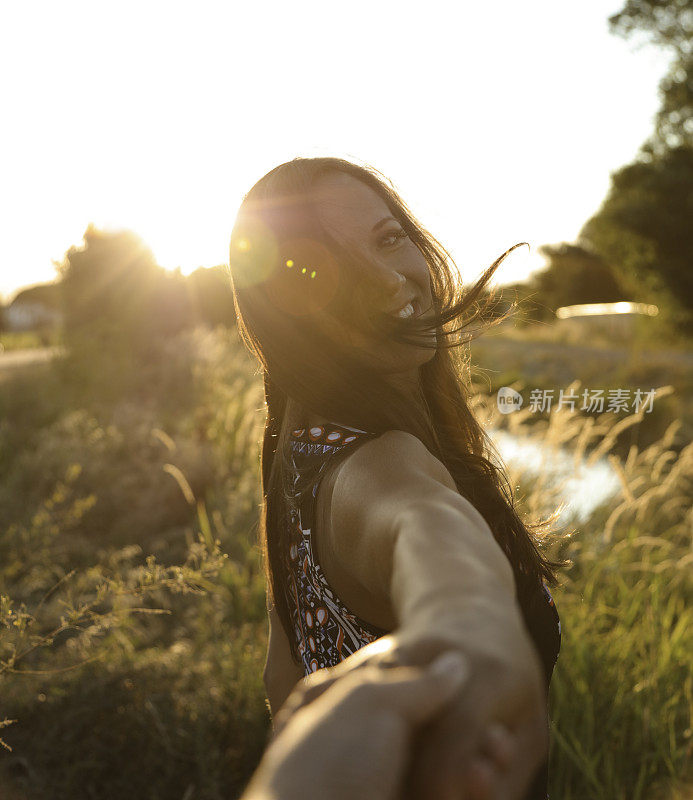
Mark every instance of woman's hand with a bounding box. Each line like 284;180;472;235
273;627;548;800
403;642;548;800
242;651;470;800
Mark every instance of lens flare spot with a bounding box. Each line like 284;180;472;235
265;236;341;317
237;238;250;252
286;259;294;267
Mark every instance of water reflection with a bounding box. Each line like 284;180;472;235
488;427;622;524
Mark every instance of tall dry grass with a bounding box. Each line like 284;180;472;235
0;327;690;799
473;383;692;799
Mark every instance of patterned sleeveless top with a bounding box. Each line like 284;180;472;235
282;421;388;674
281;420;561;800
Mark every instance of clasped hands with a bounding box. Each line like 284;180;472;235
244;628;548;800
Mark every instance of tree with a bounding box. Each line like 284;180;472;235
186;265;237;328
524;242;629;316
55;225;193;357
8;283;62;311
579;144;693;334
150;268;195;337
490;244;628;324
609;0;693;151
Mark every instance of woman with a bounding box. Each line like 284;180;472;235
228;157;563;799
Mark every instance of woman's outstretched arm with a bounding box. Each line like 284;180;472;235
327;430;531;656
322;429;547;798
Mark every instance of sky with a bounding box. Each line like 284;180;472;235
0;0;672;304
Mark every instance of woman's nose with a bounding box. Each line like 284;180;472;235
382;270;406;296
361;270;407;313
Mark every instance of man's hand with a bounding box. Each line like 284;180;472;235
273;628;548;800
243;652;470;800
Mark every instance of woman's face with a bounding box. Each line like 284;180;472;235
311;172;436;388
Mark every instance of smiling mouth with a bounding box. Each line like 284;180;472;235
363;297;433;333
382;298;422;320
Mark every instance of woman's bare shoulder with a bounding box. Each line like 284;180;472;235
334;429;459;496
323;430;461;562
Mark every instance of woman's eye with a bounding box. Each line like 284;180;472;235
379;229;408;248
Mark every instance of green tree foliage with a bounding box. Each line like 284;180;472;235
609;0;693;150
55;225;194;358
580;144;693;334
531;242;628;314
186;265;237;328
490;245;628;325
152;268;196;337
8;283;62;312
55;228;236;364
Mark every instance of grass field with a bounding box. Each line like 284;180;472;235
0;325;690;799
0;329;63;352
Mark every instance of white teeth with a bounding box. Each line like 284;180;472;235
393;302;414;319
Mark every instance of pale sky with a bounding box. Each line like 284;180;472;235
0;0;671;304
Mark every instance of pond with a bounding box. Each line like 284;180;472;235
488;427;623;524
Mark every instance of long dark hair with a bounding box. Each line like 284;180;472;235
228;156;564;662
